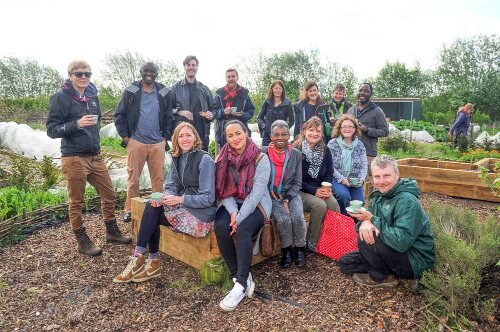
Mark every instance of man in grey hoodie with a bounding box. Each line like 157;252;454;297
347;83;388;158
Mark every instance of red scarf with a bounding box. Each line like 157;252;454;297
268;143;291;188
216;138;261;200
223;85;241;108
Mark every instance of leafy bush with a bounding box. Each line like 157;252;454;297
7;156;61;191
478;161;500;197
379;132;408;153
0;96;50;122
421;204;500;329
459;147;500;163
0;186;67;221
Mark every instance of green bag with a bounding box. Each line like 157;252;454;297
321;108;332;138
200;257;227;286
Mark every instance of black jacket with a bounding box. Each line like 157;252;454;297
257;98;294;141
46;80;101;157
293;100;332;141
114;81;175;145
298;146;334;195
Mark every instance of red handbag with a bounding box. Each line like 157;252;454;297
315;210;358;260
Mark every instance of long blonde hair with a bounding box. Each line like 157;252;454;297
170;122;202;157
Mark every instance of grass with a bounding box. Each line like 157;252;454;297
100;137;127;156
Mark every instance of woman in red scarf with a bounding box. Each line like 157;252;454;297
215;120;272;311
262;120;306;268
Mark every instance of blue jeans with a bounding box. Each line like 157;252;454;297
333;181;365;216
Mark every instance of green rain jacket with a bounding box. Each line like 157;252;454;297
366;178;436;278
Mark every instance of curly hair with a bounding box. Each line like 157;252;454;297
332;114;361;139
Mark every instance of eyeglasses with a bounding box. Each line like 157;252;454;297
340;126;355;130
72;71;92;78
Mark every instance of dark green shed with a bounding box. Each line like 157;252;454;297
371;98;422;121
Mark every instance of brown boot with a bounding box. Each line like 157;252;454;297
353;273;398;289
73;227;102;256
105;219;132;244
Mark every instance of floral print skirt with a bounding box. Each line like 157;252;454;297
164;204;213;238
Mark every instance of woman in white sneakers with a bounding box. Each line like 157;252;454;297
214;120;271;311
113;122;216;283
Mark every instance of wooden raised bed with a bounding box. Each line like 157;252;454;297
397;158;499;202
130;197;274;270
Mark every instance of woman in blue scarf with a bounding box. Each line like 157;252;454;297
327;115;368;216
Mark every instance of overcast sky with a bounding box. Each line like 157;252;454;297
2;0;499;89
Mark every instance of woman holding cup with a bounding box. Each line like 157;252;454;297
293;116;340;251
114;122;216;283
327;115;368;216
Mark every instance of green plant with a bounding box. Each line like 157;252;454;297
100;137;127;156
208;140;216;159
379;132;408;153
421;204;500;329
7;158;33;191
478;161;500;197
39;156;61;190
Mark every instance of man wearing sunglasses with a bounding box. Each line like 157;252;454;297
114;62;175;223
47;60;131;256
171;55;216;151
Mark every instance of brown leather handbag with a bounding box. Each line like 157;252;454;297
258;204;281;257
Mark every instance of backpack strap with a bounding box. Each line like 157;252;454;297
256;152;265;163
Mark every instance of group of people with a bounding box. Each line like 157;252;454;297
46;57;435;312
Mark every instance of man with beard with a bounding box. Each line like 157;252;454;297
214;68;255;147
114;62;175;223
346;83;388;160
171;55;216;151
47;60;131;256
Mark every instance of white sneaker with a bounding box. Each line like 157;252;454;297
246;272;255;298
219;282;246;311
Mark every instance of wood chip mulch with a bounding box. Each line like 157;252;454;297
0;192;498;331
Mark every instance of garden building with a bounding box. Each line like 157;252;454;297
372;98;422;122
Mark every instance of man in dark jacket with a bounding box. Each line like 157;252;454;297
114;62;175;223
339;155;435;290
214;68;255;147
47;60;131;256
171;55;215;151
346;83;388;157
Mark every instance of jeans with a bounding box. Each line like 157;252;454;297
125;138;166;212
136;202;171;254
333;182;365;216
271;196;306;248
214;205;264;288
61;154;115;230
338;235;414;281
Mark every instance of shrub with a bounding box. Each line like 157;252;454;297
421;204;500;329
7;155;61;191
478;161;500;197
379;132;408;153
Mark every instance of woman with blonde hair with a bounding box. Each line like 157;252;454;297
327;114;368;216
113;122;216;283
449;103;473;145
293;116;340;251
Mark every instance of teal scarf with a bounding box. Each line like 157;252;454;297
336;136;359;178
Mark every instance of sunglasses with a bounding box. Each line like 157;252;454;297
72;71;92;78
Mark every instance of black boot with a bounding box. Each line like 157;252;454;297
105;219;132;244
73;227;102;256
294;246;306;268
280;246;293;268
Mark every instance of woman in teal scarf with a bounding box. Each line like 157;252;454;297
327;115;368;216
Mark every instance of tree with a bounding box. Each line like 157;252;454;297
436;34;500;120
100;50;181;96
374;61;432;98
0;57;63;98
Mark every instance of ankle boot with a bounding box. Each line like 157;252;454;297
280;246;293;268
294;246;306;268
73;227;102;256
105;219;132;244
